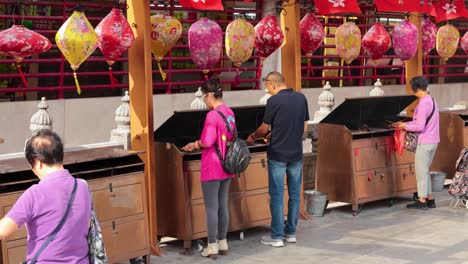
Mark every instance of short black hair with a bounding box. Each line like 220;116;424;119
25;129;64;167
410;76;429;93
201;76;222;99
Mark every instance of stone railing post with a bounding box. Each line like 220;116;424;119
190;87;207;110
110;91;131;149
30;97;53;134
310;81;335;153
259;88;271;105
369;78;384;96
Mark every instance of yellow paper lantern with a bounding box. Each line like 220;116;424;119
56;11;98;94
225;19;255;67
150;13;183;81
335;22;361;65
436;24;460;62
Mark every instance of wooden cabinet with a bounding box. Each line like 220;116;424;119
0;147;150;264
316;96;418;214
432;110;468;178
154;106;288;251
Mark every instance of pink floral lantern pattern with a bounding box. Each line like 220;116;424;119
436;24;459;62
188;18;223;79
225;18;255;85
95;8;135;86
254;15;284;83
0;25;51;87
460;31;468;55
392;19;418;83
422;18;437;56
300;13;325;75
362;22;390;80
422;18;437;74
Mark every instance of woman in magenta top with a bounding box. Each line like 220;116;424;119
394;76;440;210
182;77;235;259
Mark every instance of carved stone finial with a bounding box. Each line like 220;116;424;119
259;88;272;105
190;87;207;110
370;78;385;96
110;91;131;149
314;81;335;122
30;97;53;134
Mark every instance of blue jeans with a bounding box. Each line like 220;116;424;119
268;159;303;239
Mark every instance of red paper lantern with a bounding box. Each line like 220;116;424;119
254;15;284;83
362;22;391;61
0;25;51;87
95;8;135;86
300;13;325;75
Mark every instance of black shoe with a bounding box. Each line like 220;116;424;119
427;199;436;208
407;200;428;210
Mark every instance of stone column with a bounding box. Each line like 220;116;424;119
190;87;207;110
30;97;53;134
110;91;131;149
310;81;335;153
369;78;384;96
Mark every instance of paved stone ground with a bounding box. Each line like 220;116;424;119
142;188;468;264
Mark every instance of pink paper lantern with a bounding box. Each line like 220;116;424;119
460;31;468;55
422;18;437;56
95;8;135;85
362;22;391;62
0;25;51;87
254;15;284;59
188;18;223;77
392;20;418;61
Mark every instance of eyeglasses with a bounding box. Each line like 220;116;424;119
262;77;272;83
202;92;213;98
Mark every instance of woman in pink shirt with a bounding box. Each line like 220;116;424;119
182;77;235;259
394;76;440;210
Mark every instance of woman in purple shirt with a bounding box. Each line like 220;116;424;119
182;77;235;259
0;130;91;263
394;76;440;210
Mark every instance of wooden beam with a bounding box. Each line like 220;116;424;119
280;1;301;91
127;0;163;256
405;13;423;117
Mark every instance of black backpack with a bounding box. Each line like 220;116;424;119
214;110;251;177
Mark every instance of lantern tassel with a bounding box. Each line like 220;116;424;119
347;65;352;82
157;62;167;81
307;59;314;76
73;72;81;94
256;61;263;89
373;64;377;81
424;57;428;75
17;64;28;87
400;63;405;84
233;68;240;87
108;67;119;87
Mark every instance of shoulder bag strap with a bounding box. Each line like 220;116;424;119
29;178;78;264
213;110;236;162
424;97;436;126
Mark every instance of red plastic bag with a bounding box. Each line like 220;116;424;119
393;128;406;156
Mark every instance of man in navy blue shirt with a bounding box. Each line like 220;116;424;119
246;71;309;247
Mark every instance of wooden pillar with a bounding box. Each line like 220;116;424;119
127;0;162;256
405;13;423;116
280;1;301;91
280;2;311;219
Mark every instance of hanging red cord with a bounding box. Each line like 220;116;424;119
307;59;314;76
16;63;28;87
108;67;119;87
